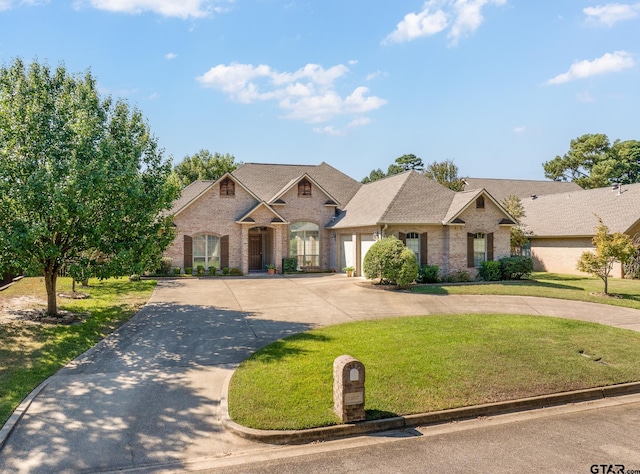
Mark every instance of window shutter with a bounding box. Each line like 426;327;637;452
467;233;474;267
420;233;428;265
221;235;229;269
487;233;494;261
398;232;406;245
184;235;192;269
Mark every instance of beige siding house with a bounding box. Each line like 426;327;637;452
165;163;516;277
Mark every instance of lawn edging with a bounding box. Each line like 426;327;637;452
220;371;640;445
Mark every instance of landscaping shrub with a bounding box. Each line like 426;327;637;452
441;270;471;283
229;267;243;276
222;267;230;275
196;265;205;276
207;266;217;276
363;236;418;286
185;267;193;275
158;257;173;276
173;267;181;275
500;256;533;280
282;258;298;273
417;265;440;283
479;260;502;281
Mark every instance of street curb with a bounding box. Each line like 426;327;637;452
220;378;640;445
0;380;48;451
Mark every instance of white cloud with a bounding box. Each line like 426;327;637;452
165;52;178;60
197;62;387;125
366;70;388;81
382;1;448;45
584;3;640;26
513;126;525;133
382;0;506;46
545;51;635;85
75;0;234;18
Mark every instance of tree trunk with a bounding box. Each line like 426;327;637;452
44;270;58;316
604;276;608;295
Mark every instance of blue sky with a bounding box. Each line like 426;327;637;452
1;1;638;181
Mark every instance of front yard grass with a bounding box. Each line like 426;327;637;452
0;277;156;426
229;314;640;430
411;272;640;310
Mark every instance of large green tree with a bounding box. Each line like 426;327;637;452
423;159;465;191
543;134;640;189
172;149;241;187
0;58;180;315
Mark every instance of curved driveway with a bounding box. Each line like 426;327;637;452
2;274;640;473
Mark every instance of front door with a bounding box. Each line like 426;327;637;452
249;233;263;270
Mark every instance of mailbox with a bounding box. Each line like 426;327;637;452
333;355;365;422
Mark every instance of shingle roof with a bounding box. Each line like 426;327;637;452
231;162;361;207
463;178;582;202
521;183;640;237
169;180;214;215
328;171;458;228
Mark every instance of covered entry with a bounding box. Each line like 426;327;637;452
248;227;273;271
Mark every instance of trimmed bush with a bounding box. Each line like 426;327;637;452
185;267;193;275
417;265;440;283
282;258;298;273
229;267;243;276
441;270;471;283
196;265;205;276
363;236;418;286
479;260;502;281
222;267;230;275
207;266;217;276
173;267;181;275
500;256;533;280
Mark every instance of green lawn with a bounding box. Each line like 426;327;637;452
0;277;156;426
229;314;640;430
411;272;640;310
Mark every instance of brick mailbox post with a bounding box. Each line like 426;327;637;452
333;355;366;422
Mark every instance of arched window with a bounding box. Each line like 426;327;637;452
290;222;320;267
476;196;485;209
298;178;312;196
193;234;220;270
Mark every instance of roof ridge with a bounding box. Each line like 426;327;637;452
379;172;413;222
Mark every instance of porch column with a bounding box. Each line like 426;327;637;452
240;225;249;275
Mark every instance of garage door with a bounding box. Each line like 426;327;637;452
360;235;376;277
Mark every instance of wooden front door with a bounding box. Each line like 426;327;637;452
249;234;263;270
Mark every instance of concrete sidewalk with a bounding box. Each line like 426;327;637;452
1;275;640;473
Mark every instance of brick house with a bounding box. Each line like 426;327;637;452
165;162;516;277
464;179;640;278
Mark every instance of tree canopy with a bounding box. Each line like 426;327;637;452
501;195;529;255
423;159;465;191
0;58;180;315
361;156;465;190
172;149;241;187
543;133;640;189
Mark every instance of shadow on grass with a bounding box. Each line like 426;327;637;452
366;408;400;420
251;333;332;364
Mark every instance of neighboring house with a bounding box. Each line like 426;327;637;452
164;163;516;277
519;183;640;277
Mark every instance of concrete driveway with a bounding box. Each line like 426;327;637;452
2;274;640;473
